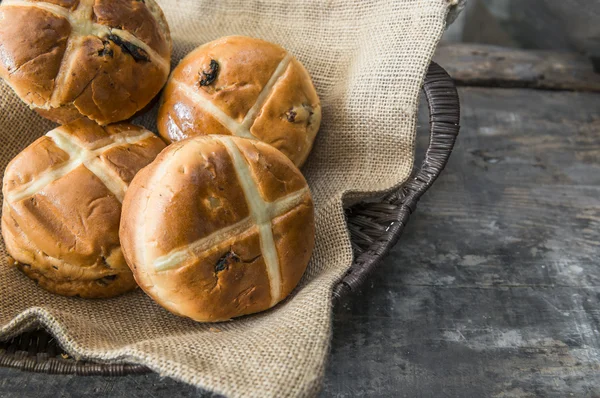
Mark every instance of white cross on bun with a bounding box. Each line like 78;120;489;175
0;0;172;125
120;135;315;322
157;36;321;167
1;118;166;298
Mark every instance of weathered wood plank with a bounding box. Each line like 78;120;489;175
0;370;208;397
435;44;600;92
322;87;600;397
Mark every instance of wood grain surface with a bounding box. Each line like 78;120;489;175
324;86;600;397
1;47;599;397
436;43;600;92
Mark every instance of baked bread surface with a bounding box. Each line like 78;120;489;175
157;35;321;167
120;135;315;321
0;0;172;125
1;118;166;297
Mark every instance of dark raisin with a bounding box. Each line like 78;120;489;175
96;274;117;286
97;42;114;58
199;60;219;86
52;266;58;270
286;110;297;122
101;256;112;269
215;251;240;273
106;34;149;62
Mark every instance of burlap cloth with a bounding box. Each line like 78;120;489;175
0;1;459;396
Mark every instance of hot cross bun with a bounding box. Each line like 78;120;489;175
1;118;166;297
157;36;321;167
0;0;172;125
120;135;315;321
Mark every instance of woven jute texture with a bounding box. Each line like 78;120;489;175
0;1;454;396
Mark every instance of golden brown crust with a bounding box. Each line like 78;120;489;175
235;139;307;202
157;79;233;141
142;138;252;256
135;227;273;321
170;36;286;121
0;6;71;107
92;0;170;58
272;202;314;298
31;0;80;10
2;202;135;298
33;102;82;123
120;135;315;321
250;59;321;167
0;0;172;125
1;118;166;298
117;161;150;270
157;35;321;167
4;137;70;192
52;35;167;125
100;136;167;184
58;114;112;146
10;166;122;265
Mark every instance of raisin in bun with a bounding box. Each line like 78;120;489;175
0;0;171;125
120;135;315;322
157;36;321;167
1;118;166;298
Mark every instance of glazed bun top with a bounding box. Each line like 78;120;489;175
1;118;166;298
0;0;172;125
120;135;315;321
157;35;321;167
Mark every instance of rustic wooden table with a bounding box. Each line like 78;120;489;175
1;44;599;397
